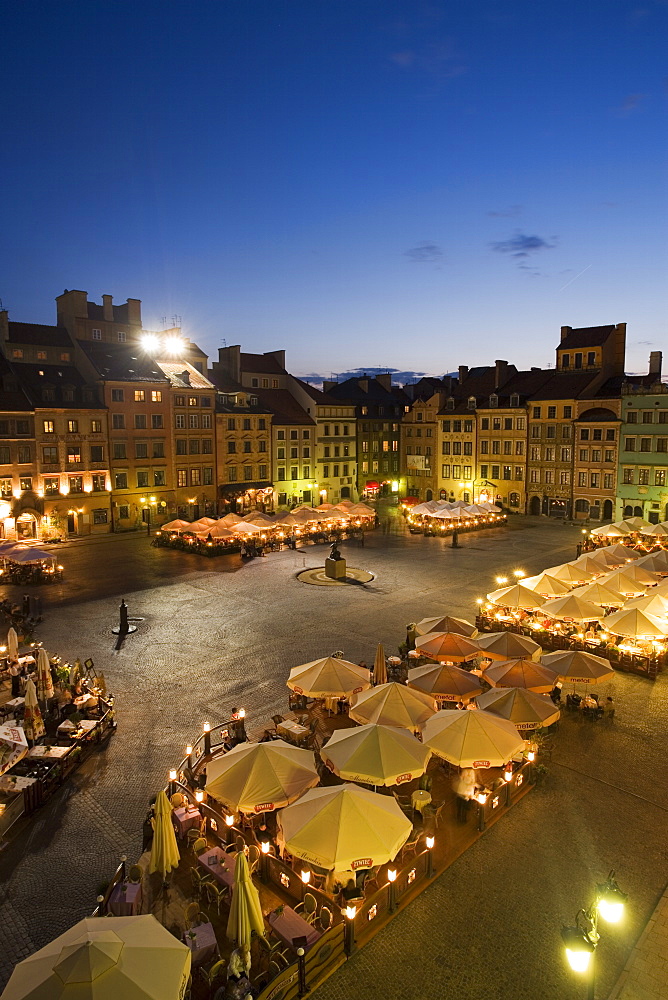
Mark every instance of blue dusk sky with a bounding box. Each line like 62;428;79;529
1;1;666;380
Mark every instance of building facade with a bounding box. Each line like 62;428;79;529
617;379;668;523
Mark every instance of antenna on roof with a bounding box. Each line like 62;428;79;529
160;316;167;328
172;315;181;330
221;338;227;348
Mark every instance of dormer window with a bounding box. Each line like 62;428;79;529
467;396;476;410
447;397;455;410
489;394;498;408
510;394;520;408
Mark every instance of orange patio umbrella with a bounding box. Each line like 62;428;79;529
414;615;478;638
414;631;480;662
408;662;483;703
483;658;558;694
475;631;542;661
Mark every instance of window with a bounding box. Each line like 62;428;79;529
92;509;108;524
177;469;188;487
113;443;126;460
135;443;148;459
562;425;571;439
188;397;198;407
503;441;512;455
515;467;524;480
546;425;556;439
150;390;162;403
90;445;104;462
453;442;463;455
189;440;200;454
640;438;651;452
92;475;105;492
574;353;582;368
591;449;601;463
134;414;147;429
92;328;101;340
67;419;78;433
203;467;213;485
137;471;149;488
515;441;524;455
605;450;614;462
642;411;654;424
580;428;590;441
89;419;102;434
563;406;572;418
112;414;125;430
453;464;462;479
561;354;570;369
579;449;589;461
0;478;12;496
251;378;259;388
153;442;165;458
530;447;540;461
659;412;668;424
134;390;145;402
67;445;81;463
175;395;185;406
657;439;668;453
623;469;634;484
187;414;198;429
544;470;554;484
44;477;59;494
202;439;212;454
201;413;211;429
590;473;600;488
480;465;488;478
42;446;58;463
117;331;126;343
606;429;615;441
592;429;602;441
545;447;554;461
228;441;236;453
655;470;666;486
42;388;56;402
175;414;186;429
154;470;166;486
503;466;511;480
277;468;285;480
531;425;540;438
561;448;571;462
560;472;570;485
111;388;124;402
228;466;238;482
625;438;636;451
12;349;23;359
587;352;596;366
68;476;82;493
578;471;587;486
547;406;556;419
115;473;128;490
604;474;614;489
119;504;130;519
0;446;9;464
638;469;650;486
627;410;638;423
532;407;541;419
174;439;187;456
152;414;163;429
190;468;201;486
491;441;500;455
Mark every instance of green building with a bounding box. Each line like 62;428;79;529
617;356;668;523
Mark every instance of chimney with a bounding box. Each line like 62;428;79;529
649;351;662;378
494;360;508;388
266;349;285;370
102;295;114;322
126;298;142;326
322;380;337;392
216;345;241;383
0;310;8;344
376;373;391;391
358;378;369;393
458;365;469;383
561;325;572;342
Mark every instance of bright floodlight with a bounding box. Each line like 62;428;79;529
141;334;160;352
561;927;595;973
165;335;185;356
598;897;624;923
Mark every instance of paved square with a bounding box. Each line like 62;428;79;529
1;511;667;999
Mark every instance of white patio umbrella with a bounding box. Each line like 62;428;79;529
590;523;632;537
570;582;627;608
618;517;653;531
8;546;53;563
287;656;371;698
22;677;45;743
486;584;545;610
7;627;19;659
476;687;560;731
205;740;319;813
475;631;542;661
521;573;571;598
635;550;668;574
542;563;594;585
321;724;431;786
602;607;668;639
540;594;605;622
597;567;658;596
373;642;387;685
640;522;668;537
160;519;192;532
349;682;437;731
415;615;478;637
602;543;642;562
541;650;616;685
194;523;234;540
421;709;525;768
189;517;217;531
218;512;244;526
621;592;668;617
36;648;54;702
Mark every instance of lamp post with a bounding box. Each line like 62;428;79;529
343;904;357;955
561;870;627;1000
387;868;397;912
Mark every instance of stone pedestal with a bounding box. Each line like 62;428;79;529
325;557;347;580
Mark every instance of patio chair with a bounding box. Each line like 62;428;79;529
400;832;421;861
127;865;143;883
271;714;285;731
258;934;287;964
192;837;208;856
362;871;379;895
203;880;229;916
199;959;226;990
190;867;212;899
392;792;414;818
295;892;317;924
317;905;333;932
184;901;202;929
170;792;185;808
187;828;202;852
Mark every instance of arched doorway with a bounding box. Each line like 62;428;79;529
623;505;633;518
530;496;541;516
633;506;643;517
340;487;350;498
15;512;38;539
603;499;613;520
426;489;433;501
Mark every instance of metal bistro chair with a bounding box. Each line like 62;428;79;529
184;901;202;929
190;867;212;900
199;958;226;991
295;892;317;924
317;905;333;932
203;880;229;916
127;864;143;884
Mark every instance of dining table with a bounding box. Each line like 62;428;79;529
277;719;309;744
267;905;322;951
411;789;432;814
107;881;143;916
197;846;235;889
173;804;202;838
183;920;219;966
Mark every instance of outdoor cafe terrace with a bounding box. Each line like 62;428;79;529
83;638;542;1000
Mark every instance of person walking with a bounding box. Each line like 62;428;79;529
9;659;21;698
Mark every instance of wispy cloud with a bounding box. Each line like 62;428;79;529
616;92;646;116
404;241;444;264
490;231;556;274
487;205;522;218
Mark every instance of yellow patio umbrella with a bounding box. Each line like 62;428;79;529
36;648;54;702
521;573;571;598
590;523;631;537
486;584;545;610
635;550;668;574
618;517;653;531
640;522;668;538
603;543;642;562
623;592;668;617
483;658;558;693
597;568;657;597
149;790;180;878
475;631;542;661
421;710;525;768
278;783;412;872
22;677;45;743
414;631;480;661
540;594;605;622
414;615;478;637
541;650;616;685
205;740;319;813
476;687;560;731
601;607;668;639
570;554;610;576
7;627;18;659
584;547;627;570
0;915;190;1000
321;724;431;786
408;662;483;703
570;582;627;608
542;563;594;585
373;643;387;686
349;681;436;731
226;850;265;953
287;656;371;698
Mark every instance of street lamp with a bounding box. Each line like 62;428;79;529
560;870;627;999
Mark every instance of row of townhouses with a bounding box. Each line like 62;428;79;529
0;289;665;539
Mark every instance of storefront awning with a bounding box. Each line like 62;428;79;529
365;481;380;488
219;482;273;496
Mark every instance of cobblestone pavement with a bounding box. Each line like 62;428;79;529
608;885;668;1000
1;510;667;999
